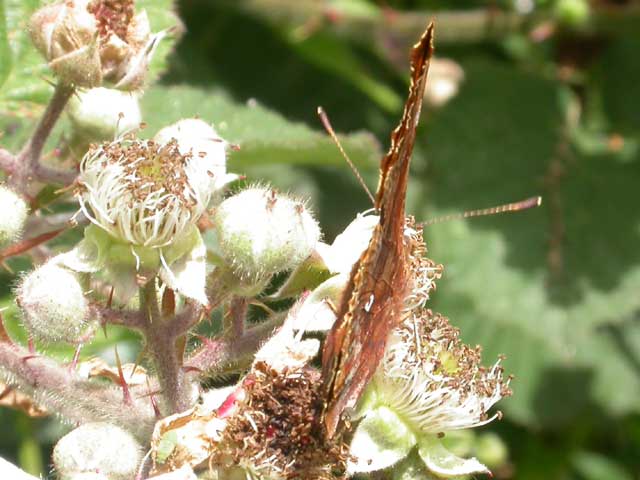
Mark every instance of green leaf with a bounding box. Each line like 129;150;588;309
0;0;51;116
286;31;401;113
140;85;382;169
418;57;640;427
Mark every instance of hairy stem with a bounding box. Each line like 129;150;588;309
141;280;193;414
93;304;147;330
185;313;285;375
9;83;76;191
0;341;157;439
226;296;249;339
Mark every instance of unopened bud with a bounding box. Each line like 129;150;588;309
67;87;141;141
0;185;28;246
212;187;321;281
29;0;102;88
53;422;143;480
17;261;90;344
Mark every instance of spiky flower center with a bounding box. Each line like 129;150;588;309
78;135;208;247
373;219;510;434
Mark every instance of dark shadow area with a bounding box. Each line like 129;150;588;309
532;366;596;428
169;1;399;134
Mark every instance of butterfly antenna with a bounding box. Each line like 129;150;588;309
423;196;542;226
317;106;376;206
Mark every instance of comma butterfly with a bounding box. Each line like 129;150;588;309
321;23;435;439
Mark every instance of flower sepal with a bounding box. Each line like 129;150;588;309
57;224;208;303
347;405;417;474
417;434;490;478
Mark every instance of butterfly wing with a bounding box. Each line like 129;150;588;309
321;24;435;439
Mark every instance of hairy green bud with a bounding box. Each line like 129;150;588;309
17;261;90;344
212;187;321;282
67;87;141;141
0;185;28;246
53;422;143;480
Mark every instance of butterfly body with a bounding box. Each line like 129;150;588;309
322;23;435;439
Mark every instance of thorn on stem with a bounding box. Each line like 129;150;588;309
69;343;83;371
115;346;132;406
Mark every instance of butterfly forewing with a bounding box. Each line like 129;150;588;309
321;24;435;439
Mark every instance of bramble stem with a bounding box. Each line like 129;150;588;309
0;341;157;439
9;83;77;191
140;279;194;414
185;313;285;375
226;296;249;338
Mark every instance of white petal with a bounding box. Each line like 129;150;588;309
325;212;378;274
418;435;490;478
291;274;348;332
348;406;416;474
159;235;208;305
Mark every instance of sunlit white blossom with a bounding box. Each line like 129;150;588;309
77;133;224;248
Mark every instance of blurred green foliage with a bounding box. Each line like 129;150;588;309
2;0;640;478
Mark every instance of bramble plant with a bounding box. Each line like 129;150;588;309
0;2;517;480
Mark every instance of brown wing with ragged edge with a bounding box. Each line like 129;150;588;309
321;23;435;439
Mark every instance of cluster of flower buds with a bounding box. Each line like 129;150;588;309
29;0;163;89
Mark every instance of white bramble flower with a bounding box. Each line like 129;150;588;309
0;185;28;246
349;308;511;476
348;224;508;477
78;134;217;248
58;120;231;304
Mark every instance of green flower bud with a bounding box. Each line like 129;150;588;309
212;187;321;282
53;422;143;480
17;261;90;344
0;185;28;246
67;87;141;141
